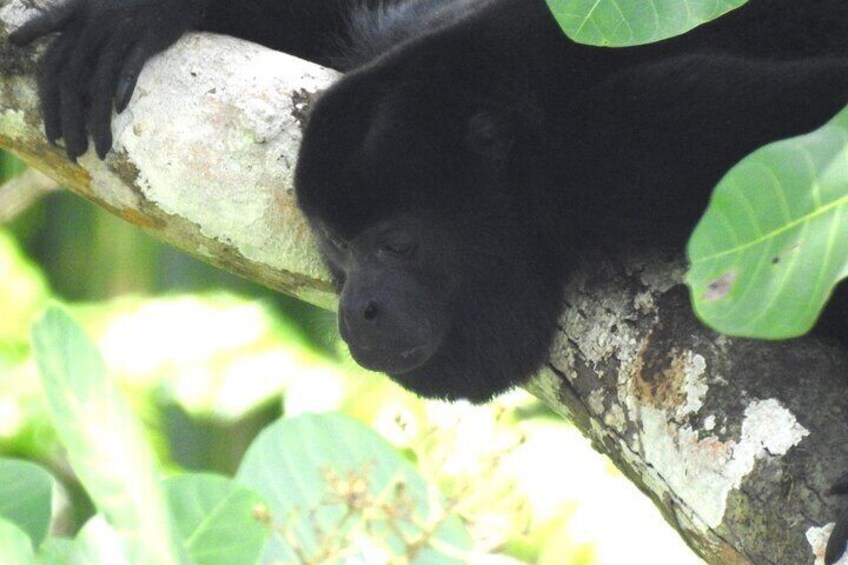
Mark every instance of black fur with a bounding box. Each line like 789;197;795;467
10;0;848;393
11;0;848;398
296;0;848;403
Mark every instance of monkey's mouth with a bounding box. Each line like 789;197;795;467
347;342;434;374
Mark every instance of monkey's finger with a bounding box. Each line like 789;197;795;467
115;28;185;113
91;26;136;159
91;61;118;159
91;106;113;160
114;41;153;114
60;23;112;160
9;5;76;46
59;83;89;161
38;32;75;145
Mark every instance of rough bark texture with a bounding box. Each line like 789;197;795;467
2;1;848;563
526;254;848;565
0;0;339;310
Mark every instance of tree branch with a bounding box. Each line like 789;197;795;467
2;1;847;563
0;167;58;221
526;253;848;564
0;0;339;309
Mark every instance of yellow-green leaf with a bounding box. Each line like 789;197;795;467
687;105;848;338
31;306;189;564
545;0;746;46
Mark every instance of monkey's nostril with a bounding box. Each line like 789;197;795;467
363;301;379;321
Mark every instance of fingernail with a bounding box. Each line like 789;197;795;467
116;80;131;112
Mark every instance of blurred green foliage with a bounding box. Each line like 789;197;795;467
0;150;702;563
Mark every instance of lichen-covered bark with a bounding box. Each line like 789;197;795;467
527;253;848;564
2;1;847;563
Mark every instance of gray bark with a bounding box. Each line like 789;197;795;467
2;1;847;563
0;0;339;310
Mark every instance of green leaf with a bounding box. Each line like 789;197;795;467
236;413;471;564
0;459;54;549
30;305;188;564
164;474;269;565
545;0;746;46
687;105;848;338
0;518;35;565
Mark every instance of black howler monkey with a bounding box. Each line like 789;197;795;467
8;1;848;558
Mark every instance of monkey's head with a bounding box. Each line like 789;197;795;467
295;63;562;402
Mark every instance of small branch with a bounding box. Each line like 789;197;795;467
2;1;847;563
0;167;58;221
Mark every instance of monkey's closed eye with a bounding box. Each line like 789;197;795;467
380;238;416;257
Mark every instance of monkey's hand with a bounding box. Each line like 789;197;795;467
9;0;206;160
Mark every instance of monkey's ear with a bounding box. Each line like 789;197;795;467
465;110;514;165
